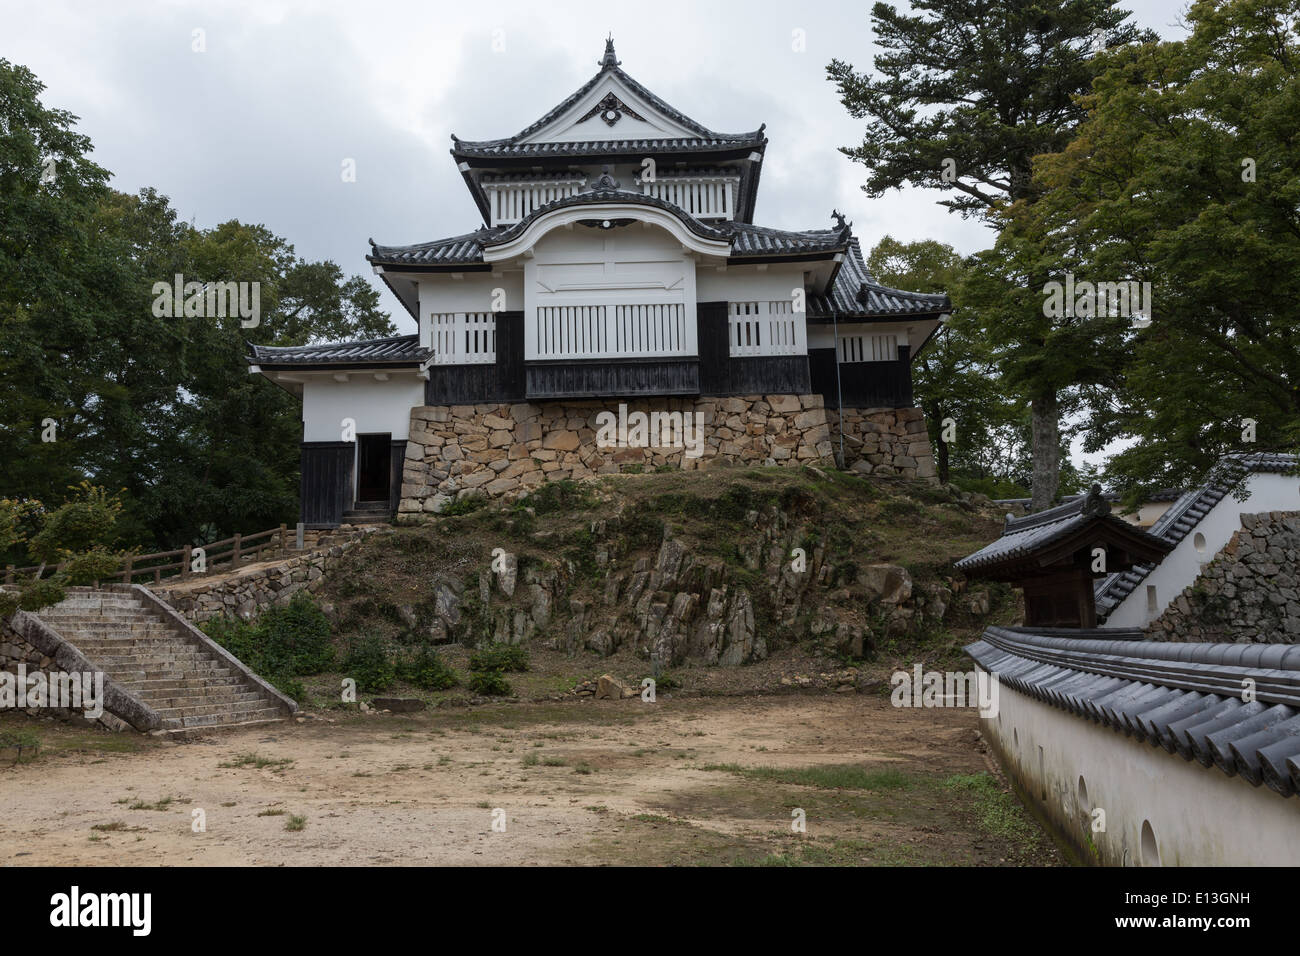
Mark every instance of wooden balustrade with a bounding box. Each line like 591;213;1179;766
3;523;298;587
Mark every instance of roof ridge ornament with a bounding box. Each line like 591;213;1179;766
588;165;621;191
600;35;620;69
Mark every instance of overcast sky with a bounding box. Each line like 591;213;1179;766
5;0;1193;469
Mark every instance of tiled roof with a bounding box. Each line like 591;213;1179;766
1095;452;1299;620
807;239;951;319
956;485;1169;574
368;194;857;267
249;334;428;367
723;222;849;257
451;41;765;159
968;626;1300;797
368;229;505;267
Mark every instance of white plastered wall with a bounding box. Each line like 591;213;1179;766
981;675;1300;866
1105;471;1300;627
301;373;425;443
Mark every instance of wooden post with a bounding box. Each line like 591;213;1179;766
279;523;287;552
181;546;192;578
231;533;241;568
4;565;12;585
296;522;304;550
122;555;134;584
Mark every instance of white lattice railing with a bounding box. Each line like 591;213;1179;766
533;303;689;360
639;176;738;220
838;332;898;363
486;178;588;226
728;301;806;357
429;312;496;365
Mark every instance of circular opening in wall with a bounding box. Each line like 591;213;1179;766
1194;532;1207;554
1140;820;1161;866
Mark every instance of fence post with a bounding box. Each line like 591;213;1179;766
296;522;304;550
181;546;192;579
122;555;134;584
279;523;287;551
4;565;12;585
231;533;241;568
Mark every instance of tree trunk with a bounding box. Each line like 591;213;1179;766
1029;392;1060;512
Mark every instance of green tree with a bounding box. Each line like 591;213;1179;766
829;0;1152;509
1025;0;1300;498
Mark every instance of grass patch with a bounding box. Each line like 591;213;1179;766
218;752;294;770
284;814;307;832
701;763;915;792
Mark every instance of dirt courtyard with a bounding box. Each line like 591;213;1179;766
0;693;1060;866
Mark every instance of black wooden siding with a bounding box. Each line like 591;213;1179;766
424;311;525;404
696;300;811;396
415;303;911;406
525;359;700;400
388;440;407;512
809;345;913;410
300;442;353;528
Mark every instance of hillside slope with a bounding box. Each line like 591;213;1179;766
311;467;1016;702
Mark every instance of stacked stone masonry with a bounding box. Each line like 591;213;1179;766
399;396;936;514
153;533;376;624
1148;511;1300;644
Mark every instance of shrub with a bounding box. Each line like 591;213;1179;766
468;669;512;696
203;593;333;694
397;646;458;690
469;642;529;673
344;636;395;693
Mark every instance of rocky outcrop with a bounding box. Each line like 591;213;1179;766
1148;511;1300;643
369;498;968;668
398;397;936;513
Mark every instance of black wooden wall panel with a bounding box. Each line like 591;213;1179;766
809;347;914;409
724;356;810;395
424;311;526;405
526;359;700;400
300;442;353;528
388;440;407;512
697;301;731;395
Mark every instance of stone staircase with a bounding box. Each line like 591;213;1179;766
340;500;393;526
34;586;295;731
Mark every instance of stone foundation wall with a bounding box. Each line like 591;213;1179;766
1147;511;1300;643
153;533;377;624
398;396;935;514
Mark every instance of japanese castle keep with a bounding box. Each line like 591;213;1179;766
249;39;951;528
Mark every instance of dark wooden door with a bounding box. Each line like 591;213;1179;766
356;434;391;502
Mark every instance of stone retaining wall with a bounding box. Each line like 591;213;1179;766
152;532;378;623
398;396;935;514
1147;511;1300;643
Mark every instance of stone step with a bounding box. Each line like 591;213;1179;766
105;671;237;686
119;676;246;693
136;690;269;709
35;587;290;729
47;598;147;611
153;699;281;720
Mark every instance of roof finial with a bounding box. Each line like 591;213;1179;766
600;35;620;68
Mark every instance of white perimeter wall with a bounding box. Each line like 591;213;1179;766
1107;472;1300;627
982;675;1300;865
301;373;425;443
